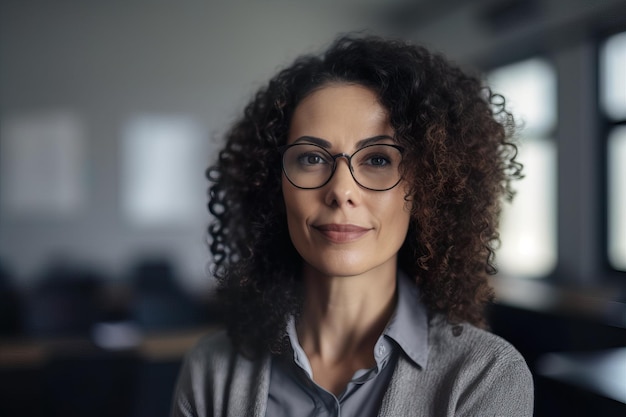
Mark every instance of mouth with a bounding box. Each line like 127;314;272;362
312;223;371;243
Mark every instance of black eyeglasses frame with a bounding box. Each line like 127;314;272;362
279;143;405;191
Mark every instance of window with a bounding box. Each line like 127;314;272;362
0;110;86;216
121;115;206;227
488;58;558;278
601;30;626;271
600;31;626;120
607;127;626;270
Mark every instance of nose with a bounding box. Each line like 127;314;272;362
324;157;361;207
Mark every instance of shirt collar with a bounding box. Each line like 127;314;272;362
383;270;429;368
285;269;429;375
286;316;314;379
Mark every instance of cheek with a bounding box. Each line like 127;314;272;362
282;179;297;215
282;180;309;235
381;190;412;235
392;205;411;233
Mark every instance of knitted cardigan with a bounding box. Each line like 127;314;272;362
171;314;533;417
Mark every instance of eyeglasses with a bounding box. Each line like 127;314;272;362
280;143;404;191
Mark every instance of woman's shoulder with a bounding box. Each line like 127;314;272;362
184;328;235;365
173;330;271;416
427;313;529;371
387;314;534;416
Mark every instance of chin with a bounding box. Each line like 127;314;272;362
318;266;365;278
304;255;379;278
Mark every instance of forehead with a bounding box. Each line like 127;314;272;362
288;84;393;147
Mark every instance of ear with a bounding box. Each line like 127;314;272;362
403;190;415;214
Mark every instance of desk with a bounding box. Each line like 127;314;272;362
0;326;219;417
0;325;218;367
536;347;626;405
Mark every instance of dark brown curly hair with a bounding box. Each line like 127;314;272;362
207;34;521;357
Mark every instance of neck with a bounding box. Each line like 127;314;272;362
296;262;398;363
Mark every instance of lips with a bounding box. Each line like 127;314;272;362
312;223;371;243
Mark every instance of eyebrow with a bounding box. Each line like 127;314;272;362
293;135;394;149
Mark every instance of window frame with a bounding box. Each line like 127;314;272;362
484;56;559;279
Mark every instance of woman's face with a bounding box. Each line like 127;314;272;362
282;83;411;278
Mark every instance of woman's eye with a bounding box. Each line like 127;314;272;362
298;153;327;165
369;156;389;166
371;156;389;165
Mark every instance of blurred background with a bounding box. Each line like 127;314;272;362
1;0;626;416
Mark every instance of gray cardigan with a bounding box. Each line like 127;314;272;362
171;315;533;417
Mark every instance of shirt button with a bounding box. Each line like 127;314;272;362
376;344;386;357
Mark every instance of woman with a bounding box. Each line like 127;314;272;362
171;35;533;417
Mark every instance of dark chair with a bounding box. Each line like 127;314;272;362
0;260;21;336
22;262;103;337
129;257;202;331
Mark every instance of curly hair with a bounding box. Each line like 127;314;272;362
207;34;522;357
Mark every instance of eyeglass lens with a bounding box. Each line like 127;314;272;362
282;143;402;191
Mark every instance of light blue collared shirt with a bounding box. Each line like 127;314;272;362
265;271;429;417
